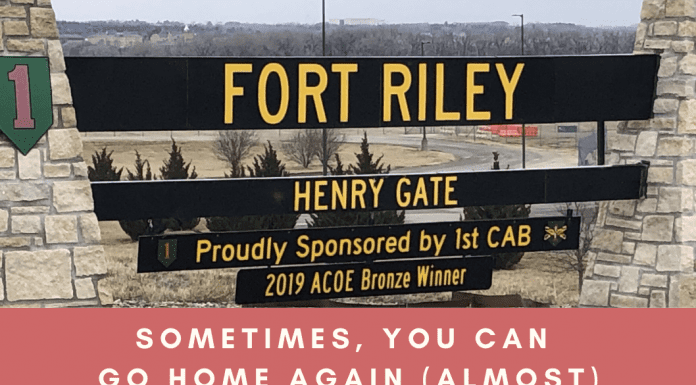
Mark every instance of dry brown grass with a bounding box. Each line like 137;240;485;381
470;252;580;307
98;220;240;303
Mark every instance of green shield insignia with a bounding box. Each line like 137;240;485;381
0;57;52;155
158;239;178;268
544;220;568;247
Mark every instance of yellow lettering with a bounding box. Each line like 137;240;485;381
311;272;321;294
487;226;500;248
298;63;328;123
352;179;367;208
412;177;429;206
385;237;397;253
419;63;427;121
361;268;371;290
237;244;249;261
383;63;412;122
501;226;516;247
518;225;531;247
224;63;252;124
196;239;212;263
368;178;384;208
346;270;354;292
331;63;358;122
396;177;411;207
461;231;471;250
436;63;461;121
323;271;332;293
363;237;375;254
222;244;234;262
333;270;344;292
212;244;221;262
466;63;491;121
430;176;443;206
314;180;328;211
311;240;324;262
331;180;348;210
339;238;352;255
495;63;525;120
296;235;310;258
258;63;289;124
294;181;311;211
444;176;458;205
354;238;363;254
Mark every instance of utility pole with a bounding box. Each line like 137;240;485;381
513;14;525;168
420;41;431;151
321;0;328;175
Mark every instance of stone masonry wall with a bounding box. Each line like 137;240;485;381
579;0;696;307
0;0;110;307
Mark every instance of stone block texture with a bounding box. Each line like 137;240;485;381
0;1;108;307
581;0;696;308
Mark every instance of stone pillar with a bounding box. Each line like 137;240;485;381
0;0;110;307
579;0;696;307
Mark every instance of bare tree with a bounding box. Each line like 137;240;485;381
553;202;599;292
282;129;320;168
317;129;345;169
213;130;259;177
281;128;345;169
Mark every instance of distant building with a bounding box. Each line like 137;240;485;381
328;18;385;26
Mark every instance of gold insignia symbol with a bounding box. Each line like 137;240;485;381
544;222;567;247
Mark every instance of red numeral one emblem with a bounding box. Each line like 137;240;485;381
7;64;35;129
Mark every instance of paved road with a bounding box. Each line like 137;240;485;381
341;133;544;172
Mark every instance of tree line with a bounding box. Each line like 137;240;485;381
60;20;636;57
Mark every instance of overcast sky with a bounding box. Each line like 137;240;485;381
51;0;644;27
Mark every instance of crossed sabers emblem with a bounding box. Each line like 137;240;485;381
544;222;568;247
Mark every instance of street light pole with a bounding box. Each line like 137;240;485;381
321;0;328;175
420;41;431;151
513;14;525;169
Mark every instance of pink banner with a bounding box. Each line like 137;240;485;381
0;309;691;384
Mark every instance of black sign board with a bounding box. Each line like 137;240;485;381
65;55;658;131
93;164;648;221
137;216;580;273
234;257;494;304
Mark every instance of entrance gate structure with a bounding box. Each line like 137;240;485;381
66;54;656;306
0;0;690;307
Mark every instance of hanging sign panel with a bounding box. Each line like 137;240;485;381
65;55;658;131
234;257;494;304
137;216;580;273
92;164;648;220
